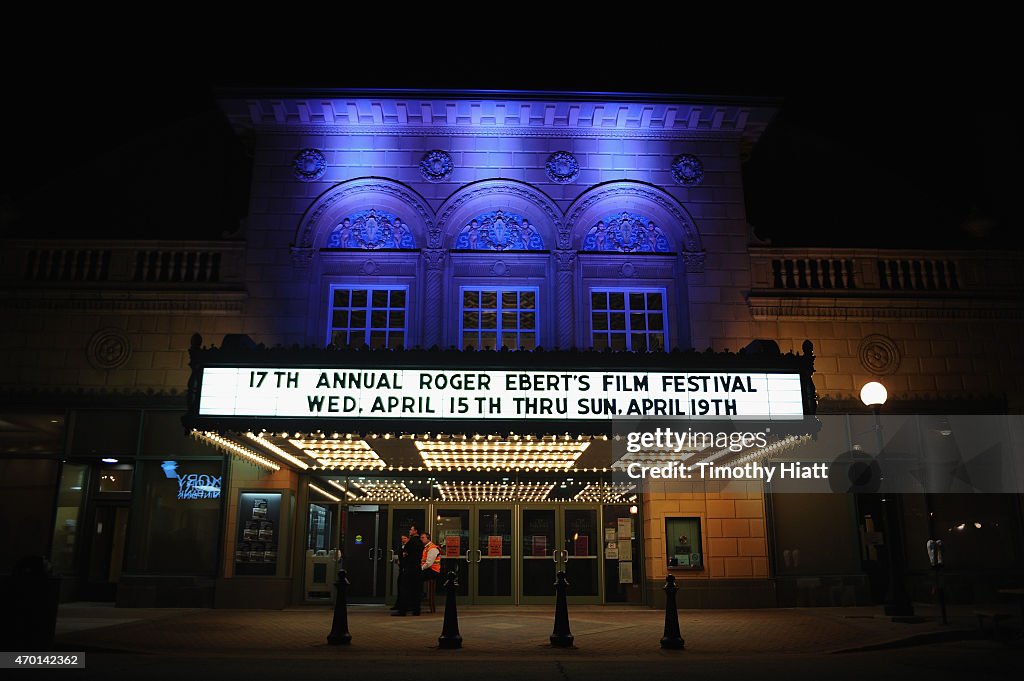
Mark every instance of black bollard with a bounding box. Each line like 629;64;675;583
660;574;685;649
327;569;352;645
550;570;574;647
437;571;462;649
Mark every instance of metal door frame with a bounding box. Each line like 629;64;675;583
471;504;516;605
430;503;474;601
560;503;604;605
517;503;604;605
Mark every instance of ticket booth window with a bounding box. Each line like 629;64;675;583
665;517;703;570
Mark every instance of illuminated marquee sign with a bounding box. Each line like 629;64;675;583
198;368;805;420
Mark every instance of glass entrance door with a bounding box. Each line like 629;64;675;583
433;506;516;604
343;505;386;601
434;506;471;598
562;507;600;602
520;506;557;601
382;503;603;605
519;505;602;604
474;507;513;603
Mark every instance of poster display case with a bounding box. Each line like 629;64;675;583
235;491;286;576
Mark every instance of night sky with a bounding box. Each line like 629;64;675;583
1;53;1019;249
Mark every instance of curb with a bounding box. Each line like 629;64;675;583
830;628;982;654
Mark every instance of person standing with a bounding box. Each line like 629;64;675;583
420;531;441;613
392;525;423;616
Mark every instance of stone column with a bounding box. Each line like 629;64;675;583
554;250;576;350
423;249;447;349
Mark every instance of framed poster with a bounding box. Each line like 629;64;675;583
618;561;633;584
235;491;283;576
617;518;632;539
532;535;548;557
444;534;461;557
487;535;504;557
574;535;589;556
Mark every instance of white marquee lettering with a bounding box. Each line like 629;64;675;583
197;368;805;420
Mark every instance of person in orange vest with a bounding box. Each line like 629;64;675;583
420;531;441;613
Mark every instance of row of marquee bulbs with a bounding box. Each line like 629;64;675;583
308;479;641;503
266;432;610;442
201;430;663;474
436;481;556;502
196;431;644;499
198;432;281;472
308;464;615;472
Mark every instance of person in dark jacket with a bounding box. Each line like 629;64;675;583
392;524;423;616
390;535;408;610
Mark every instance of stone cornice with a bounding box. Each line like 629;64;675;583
0;388;188;409
245;125;753;141
0;290;247;314
816;394;1008;414
218;95;777;146
748;292;1024;320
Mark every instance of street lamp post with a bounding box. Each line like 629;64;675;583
860;382;914;618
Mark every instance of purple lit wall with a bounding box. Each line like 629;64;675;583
220;95;774;352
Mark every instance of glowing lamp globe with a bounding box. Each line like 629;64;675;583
860;382;888;407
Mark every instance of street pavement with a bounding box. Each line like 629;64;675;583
30;601;1024;679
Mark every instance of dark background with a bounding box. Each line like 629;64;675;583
1;44;1018;249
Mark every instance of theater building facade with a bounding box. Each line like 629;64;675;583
2;90;1022;610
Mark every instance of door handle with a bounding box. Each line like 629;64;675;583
475;549;483;563
388;549;395;563
552;548;560;562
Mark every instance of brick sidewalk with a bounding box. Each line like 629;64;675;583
54;603;992;658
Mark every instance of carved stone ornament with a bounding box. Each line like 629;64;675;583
545;151;580;183
859;334;901;375
490;260;510;276
557;228;572;250
582;212;671;253
423;249;447;270
554;251;577;271
682;251;706;273
420;150;454;182
619;262;636;278
87;328;131;370
293;148;327;181
297;179;435;250
671;153;704;185
361;260;378;275
327;208;417;249
455;210;544;251
290;247;315;267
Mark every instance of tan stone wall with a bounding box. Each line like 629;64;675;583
738;319;1024;408
0;310;247;394
643;481;769;582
